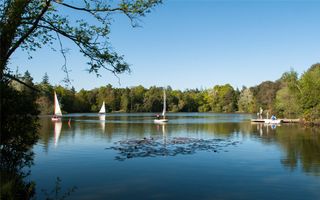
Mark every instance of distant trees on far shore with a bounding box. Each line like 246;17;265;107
11;63;320;123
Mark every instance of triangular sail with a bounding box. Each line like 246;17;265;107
99;101;106;113
162;90;166;117
54;92;62;116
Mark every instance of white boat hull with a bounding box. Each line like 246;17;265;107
251;119;282;124
264;119;282;124
52;117;61;121
154;119;168;123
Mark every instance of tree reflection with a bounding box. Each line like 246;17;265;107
251;123;320;176
37;115;320;177
276;126;320;176
1;80;76;199
1;80;39;199
41;177;77;200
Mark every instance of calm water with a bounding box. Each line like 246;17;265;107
32;113;320;200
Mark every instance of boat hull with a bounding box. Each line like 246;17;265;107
52;116;61;121
154;119;168;123
264;119;282;124
251;119;282;124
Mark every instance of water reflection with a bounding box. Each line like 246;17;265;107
54;121;62;147
37;114;320;177
276;126;320;176
252;123;320;176
1;118;38;199
254;123;280;136
99;115;106;132
41;177;77;200
31;114;320;199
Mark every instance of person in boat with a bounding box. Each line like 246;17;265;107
271;115;277;120
156;114;160;120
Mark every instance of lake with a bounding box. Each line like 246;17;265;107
31;113;320;200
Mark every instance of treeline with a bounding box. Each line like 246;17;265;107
13;63;320;122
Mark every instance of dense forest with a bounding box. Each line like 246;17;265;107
12;63;320;123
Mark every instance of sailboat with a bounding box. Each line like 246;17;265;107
99;101;106;114
154;89;168;123
52;91;62;121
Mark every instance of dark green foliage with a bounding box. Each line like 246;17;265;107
130;85;147;112
0;77;39;199
274;70;300;118
238;87;255;113
33;63;320;120
251;81;281;112
143;86;163;112
211;84;237;112
42;73;49;85
120;88;131;112
298;63;320;122
0;80;39;170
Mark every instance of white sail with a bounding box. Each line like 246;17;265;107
162;89;166;117
54;92;62;116
99;101;106;113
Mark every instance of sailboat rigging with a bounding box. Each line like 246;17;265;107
154;89;168;123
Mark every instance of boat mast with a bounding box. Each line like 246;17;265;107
162;89;166;118
54;91;56;116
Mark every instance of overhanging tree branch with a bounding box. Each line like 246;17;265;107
1;0;161;80
3;73;40;92
6;0;51;61
53;1;127;13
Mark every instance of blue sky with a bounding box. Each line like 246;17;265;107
10;0;320;91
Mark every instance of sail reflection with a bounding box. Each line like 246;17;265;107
54;121;62;147
156;123;167;145
99;115;105;132
38;114;320;176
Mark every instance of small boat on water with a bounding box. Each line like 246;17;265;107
99;101;106;114
52;91;62;121
154;89;168;123
251;118;282;124
264;119;282;124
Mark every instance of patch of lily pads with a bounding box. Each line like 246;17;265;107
106;137;240;161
